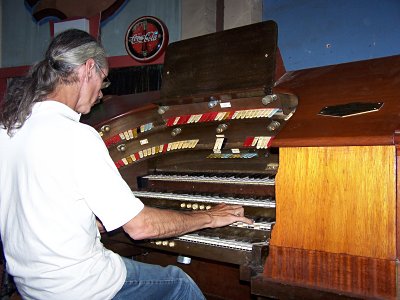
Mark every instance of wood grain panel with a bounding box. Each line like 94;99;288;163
271;146;396;259
160;21;278;102
262;246;396;299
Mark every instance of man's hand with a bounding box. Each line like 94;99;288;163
200;203;253;228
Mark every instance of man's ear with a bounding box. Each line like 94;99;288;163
84;58;96;80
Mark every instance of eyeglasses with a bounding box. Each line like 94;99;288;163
95;63;111;89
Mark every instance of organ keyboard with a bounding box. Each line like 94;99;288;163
132;190;275;208
82;20;400;299
142;173;275;185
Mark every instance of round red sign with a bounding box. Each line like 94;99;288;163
125;16;169;63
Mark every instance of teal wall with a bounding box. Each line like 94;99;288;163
3;0;400;70
1;0;181;68
2;1;50;67
263;0;400;70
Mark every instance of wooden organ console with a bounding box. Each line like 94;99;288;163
82;20;400;299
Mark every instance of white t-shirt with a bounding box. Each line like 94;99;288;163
0;101;144;299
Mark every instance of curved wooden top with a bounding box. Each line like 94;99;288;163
272;55;400;147
81;91;160;128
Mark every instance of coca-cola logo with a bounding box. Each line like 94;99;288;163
129;32;159;44
125;16;169;63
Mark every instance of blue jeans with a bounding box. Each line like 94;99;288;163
113;257;206;300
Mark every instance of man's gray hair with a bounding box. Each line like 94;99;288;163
0;29;108;136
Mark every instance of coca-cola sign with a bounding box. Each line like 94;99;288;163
125;16;169;63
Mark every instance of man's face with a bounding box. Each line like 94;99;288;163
75;64;108;114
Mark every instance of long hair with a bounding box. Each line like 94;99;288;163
0;29;108;136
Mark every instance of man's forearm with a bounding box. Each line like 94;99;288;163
123;206;212;240
122;204;252;240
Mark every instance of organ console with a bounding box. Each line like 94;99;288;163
82;20;400;299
